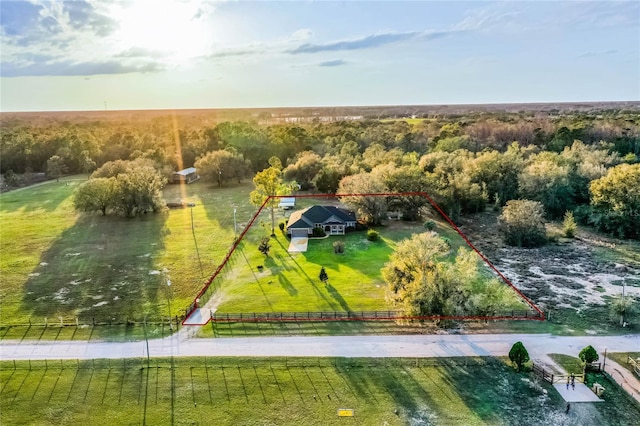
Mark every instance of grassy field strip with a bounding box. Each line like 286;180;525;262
606;352;640;376
3;357;639;425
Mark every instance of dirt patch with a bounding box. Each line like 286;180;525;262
457;212;640;314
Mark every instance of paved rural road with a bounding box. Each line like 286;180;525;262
1;333;637;361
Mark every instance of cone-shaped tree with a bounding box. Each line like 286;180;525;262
509;341;530;372
319;267;329;283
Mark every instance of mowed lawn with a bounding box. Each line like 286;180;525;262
214;196;525;314
3;356;634;426
0;177;255;324
211;196;469;314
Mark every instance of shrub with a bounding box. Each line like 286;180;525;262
3;170;18;188
333;240;345;254
509;341;530;372
367;229;379;241
578;345;599;364
498;200;547;247
258;237;271;256
424;220;436;231
563;211;577;238
278;222;285;231
345;226;356;233
492;193;502;212
312;227;326;237
441;237;451;250
609;295;635;326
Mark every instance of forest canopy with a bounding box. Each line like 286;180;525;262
2;107;639;237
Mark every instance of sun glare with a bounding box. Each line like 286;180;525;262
111;1;212;65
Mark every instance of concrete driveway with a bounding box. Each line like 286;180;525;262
288;237;308;252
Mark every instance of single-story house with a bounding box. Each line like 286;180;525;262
287;205;357;237
172;167;199;184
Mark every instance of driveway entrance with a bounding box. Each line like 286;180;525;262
288;237;309;253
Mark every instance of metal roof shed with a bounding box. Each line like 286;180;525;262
279;197;296;209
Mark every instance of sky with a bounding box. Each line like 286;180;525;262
1;0;639;112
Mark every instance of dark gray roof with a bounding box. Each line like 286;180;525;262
287;205;356;229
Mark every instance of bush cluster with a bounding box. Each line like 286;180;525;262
367;229;380;241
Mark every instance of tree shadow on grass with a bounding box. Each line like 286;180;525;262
264;256;299;296
324;283;350;311
437;359;576;425
0;179;79;214
237;248;274;310
22;213;168;322
273;237;315;285
338;362;432;419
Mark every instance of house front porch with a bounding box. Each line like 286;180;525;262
323;224;345;235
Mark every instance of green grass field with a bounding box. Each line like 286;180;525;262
604;352;640;377
0;177;253;325
1;180;527;328
4;356;636;426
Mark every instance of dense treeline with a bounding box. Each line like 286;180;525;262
2;109;639;236
2;110;638;176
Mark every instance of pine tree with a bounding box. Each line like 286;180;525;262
319;267;329;283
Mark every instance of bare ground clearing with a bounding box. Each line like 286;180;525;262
457;212;640;327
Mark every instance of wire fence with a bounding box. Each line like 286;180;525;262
1;355;502;371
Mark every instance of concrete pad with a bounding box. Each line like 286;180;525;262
182;308;210;326
288;237;309;253
553;383;604;402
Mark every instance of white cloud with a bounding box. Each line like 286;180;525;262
290;28;313;42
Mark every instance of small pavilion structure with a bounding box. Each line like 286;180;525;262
172;167;199;184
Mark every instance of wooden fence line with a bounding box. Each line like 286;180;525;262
210;309;542;323
0;308;542;329
0;315;183;329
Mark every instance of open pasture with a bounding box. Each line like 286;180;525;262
0;177;252;325
4;356;637;426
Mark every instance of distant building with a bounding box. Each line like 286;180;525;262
172;167;199;184
286;205;356;237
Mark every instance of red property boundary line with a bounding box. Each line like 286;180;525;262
183;192;545;326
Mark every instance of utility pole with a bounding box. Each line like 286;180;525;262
143;315;150;367
164;270;173;330
233;208;237;238
190;205;204;277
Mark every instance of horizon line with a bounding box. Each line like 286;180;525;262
2;99;640;115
